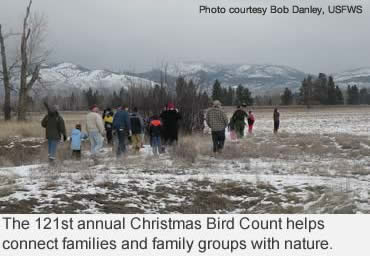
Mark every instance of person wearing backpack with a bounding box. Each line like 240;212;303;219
130;107;144;153
113;105;131;157
149;115;162;157
41;105;67;164
103;108;114;145
230;105;248;139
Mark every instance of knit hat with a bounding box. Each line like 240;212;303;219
90;104;98;111
167;102;175;109
213;100;222;107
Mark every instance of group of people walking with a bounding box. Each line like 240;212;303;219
206;100;280;154
41;101;280;164
41;103;182;164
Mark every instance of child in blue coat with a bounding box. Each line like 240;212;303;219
70;124;88;160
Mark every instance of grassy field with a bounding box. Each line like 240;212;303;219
0;106;368;213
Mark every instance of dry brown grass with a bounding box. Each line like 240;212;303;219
0;112;87;139
171;136;201;164
0;121;44;138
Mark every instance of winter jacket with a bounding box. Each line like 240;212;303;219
113;109;131;132
70;129;88;150
130;112;144;135
103;114;113;130
206;107;228;132
232;109;248;122
149;119;162;137
86;112;105;134
160;110;182;141
41;112;66;140
273;111;280;121
231;109;248;127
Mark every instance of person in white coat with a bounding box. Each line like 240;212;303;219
86;105;105;160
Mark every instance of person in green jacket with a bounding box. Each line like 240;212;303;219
230;105;248;139
41;105;66;164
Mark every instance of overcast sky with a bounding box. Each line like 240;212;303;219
0;0;369;74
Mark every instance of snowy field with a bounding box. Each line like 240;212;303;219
0;107;369;214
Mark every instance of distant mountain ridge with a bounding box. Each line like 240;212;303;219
334;67;370;87
36;62;157;94
28;62;370;95
137;62;370;94
158;62;307;94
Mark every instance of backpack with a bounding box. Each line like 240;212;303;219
130;115;142;134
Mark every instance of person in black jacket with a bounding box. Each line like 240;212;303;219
41;105;66;164
273;108;280;134
160;102;182;146
230;105;248;139
159;105;168;146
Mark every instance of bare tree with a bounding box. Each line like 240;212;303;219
0;25;12;120
18;0;48;120
0;25;20;120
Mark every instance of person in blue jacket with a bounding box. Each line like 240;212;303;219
113;105;132;157
70;124;88;160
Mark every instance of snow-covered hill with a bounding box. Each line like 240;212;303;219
139;62;307;94
37;63;158;94
28;62;370;96
334;67;370;88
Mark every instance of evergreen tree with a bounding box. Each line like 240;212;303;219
281;88;293;105
235;84;253;105
212;80;223;101
352;85;359;104
235;84;244;105
327;76;336;105
221;87;228;105
244;87;253;105
335;86;344;105
226;86;234;106
315;73;328;104
84;87;101;107
359;88;368;104
347;85;360;104
299;76;313;107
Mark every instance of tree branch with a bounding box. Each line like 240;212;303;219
27;64;40;89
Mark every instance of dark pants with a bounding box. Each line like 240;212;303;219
106;128;113;144
72;150;81;160
235;123;245;138
212;130;225;153
116;130;126;157
274;120;280;133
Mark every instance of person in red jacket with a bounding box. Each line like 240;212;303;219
247;110;255;134
149;115;162;157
